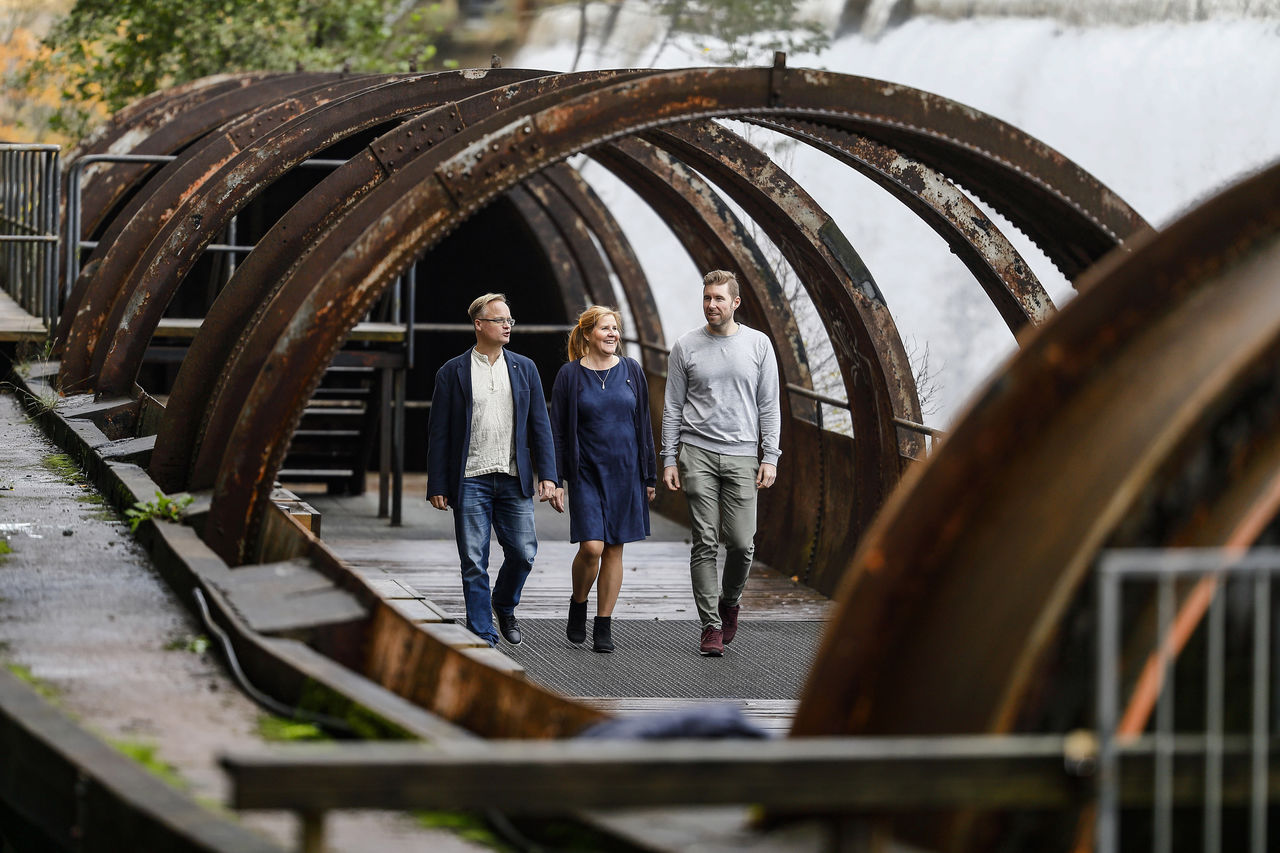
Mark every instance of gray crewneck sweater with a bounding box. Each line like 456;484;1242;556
660;323;781;467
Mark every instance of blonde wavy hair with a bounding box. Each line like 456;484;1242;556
567;305;622;361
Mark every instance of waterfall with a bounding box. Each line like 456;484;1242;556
516;6;1280;425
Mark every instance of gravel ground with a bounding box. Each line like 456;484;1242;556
0;389;492;853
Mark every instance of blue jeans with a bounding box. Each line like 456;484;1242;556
454;473;538;645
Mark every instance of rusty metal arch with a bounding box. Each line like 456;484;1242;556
73;73;339;245
139;70;823;505
755;118;1055;327
534;163;664;373
60;70;534;390
197;66;1142;563
54;71;354;367
793;159;1280;757
141;70;640;492
75;70;651;398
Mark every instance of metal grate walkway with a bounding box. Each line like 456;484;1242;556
502;619;824;700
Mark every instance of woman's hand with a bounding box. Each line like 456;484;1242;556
550;487;566;513
646;486;656;503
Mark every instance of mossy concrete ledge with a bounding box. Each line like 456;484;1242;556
0;654;286;851
5;363;472;744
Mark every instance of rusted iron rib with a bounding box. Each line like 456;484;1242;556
200;66;1138;563
793;160;1280;748
536;162;666;372
756;117;1054;329
60;74;407;391
56;73;359;384
192;68;829;558
160;71;639;496
70;73;279;239
505;180;594;309
85;70;569;398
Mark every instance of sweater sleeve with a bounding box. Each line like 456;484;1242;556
631;358;657;487
757;336;782;466
660;339;688;468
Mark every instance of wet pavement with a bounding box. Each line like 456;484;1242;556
0;390;490;852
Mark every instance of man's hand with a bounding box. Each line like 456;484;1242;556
550;487;566;513
429;494;449;511
662;465;681;492
756;462;777;489
537;480;557;502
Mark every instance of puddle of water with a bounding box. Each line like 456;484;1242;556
0;522;43;538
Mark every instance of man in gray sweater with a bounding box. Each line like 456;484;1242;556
661;270;781;656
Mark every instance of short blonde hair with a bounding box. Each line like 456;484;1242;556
567;305;622;361
468;292;509;321
702;269;739;300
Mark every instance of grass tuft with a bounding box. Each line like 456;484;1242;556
110;739;186;789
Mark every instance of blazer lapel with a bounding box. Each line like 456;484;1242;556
457;353;473;410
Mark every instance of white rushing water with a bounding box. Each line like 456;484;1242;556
516;7;1280;426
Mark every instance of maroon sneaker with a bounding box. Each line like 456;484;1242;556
718;600;741;644
699;625;724;656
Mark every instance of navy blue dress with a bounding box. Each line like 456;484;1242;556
558;362;651;544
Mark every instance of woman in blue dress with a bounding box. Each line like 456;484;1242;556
549;306;657;652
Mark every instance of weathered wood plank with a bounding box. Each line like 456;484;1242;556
221;735;1086;813
344;540;832;623
0;289;45;342
220;734;1280;814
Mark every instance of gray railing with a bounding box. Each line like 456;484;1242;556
0;143;60;328
1097;548;1279;853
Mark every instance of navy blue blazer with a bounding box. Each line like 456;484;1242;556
426;348;557;505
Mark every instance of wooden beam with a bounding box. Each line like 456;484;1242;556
221;734;1280;815
222;735;1088;813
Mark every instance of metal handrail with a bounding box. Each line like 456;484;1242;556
1;143;60;328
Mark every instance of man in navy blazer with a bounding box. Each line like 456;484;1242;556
427;293;557;646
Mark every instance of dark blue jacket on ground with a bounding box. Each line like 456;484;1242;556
426;348;557;505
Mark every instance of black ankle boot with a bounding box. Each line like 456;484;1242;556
566;598;588;644
592;616;614;653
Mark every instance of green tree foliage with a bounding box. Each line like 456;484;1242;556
18;0;446;138
649;0;829;66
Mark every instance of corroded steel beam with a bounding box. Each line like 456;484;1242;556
151;71;636;496
793;159;1280;756
73;73;337;244
195;66;1143;564
506;179;594;309
57;73;402;387
535;163;665;373
756;118;1054;329
519;171;617;306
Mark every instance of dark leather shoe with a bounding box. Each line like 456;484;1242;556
718;599;741;644
567;598;588;644
592;616;614;653
495;610;522;645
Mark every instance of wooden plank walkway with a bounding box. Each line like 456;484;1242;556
298;475;832;733
0;290;45;342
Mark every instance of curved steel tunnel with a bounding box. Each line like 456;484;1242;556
42;62;1280;853
55;66;1146;602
